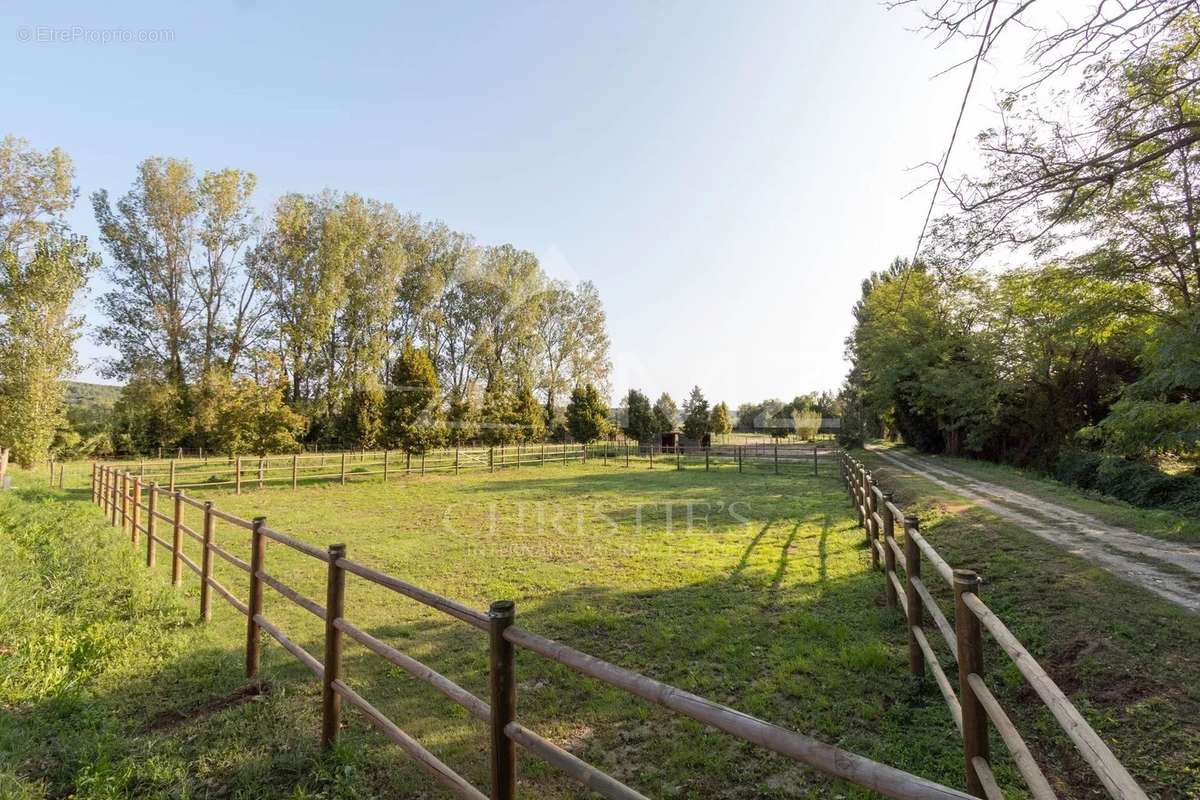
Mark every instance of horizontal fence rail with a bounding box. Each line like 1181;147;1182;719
841;452;1148;800
89;461;979;800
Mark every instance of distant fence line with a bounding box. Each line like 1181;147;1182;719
841;451;1147;800
55;442;839;493
89;461;974;800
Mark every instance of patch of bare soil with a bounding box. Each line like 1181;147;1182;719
143;681;271;732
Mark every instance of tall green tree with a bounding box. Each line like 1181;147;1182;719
513;377;546;442
709;401;732;436
0;135;75;254
479;373;519;446
566;383;608;443
93;157;261;387
623;389;655;441
652;392;677;433
0;236;97;466
384;340;441;453
681;386;710;441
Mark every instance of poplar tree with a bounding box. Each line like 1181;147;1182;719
0;236;97;466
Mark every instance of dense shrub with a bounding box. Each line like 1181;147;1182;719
1055;449;1200;515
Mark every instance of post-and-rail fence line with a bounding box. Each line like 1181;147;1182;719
89;459;971;800
48;441;837;493
841;451;1148;800
68;448;1147;799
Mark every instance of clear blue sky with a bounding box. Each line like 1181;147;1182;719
2;1;987;408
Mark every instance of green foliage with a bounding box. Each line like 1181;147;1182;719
336;383;386;450
709;402;732;436
1094;308;1200;456
192;365;305;456
651;392;677;433
513;378;545;443
843;258;1148;466
446;395;477;445
1055;449;1200;515
566;383;608;443
479;374;518;446
110;374;189;455
384;341;442;453
0;236;97;467
681;385;710;441
623;389;656;442
0;134;75;252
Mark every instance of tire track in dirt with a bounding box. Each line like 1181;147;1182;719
869;447;1200;614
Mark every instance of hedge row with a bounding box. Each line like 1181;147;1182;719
1055;450;1200;516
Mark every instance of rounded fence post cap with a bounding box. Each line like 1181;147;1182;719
953;568;980;586
489;599;515;618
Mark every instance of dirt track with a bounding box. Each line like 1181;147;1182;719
869;447;1200;613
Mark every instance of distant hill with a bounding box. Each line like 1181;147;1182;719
65;381;122;411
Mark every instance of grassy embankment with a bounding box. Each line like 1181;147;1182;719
0;454;1195;798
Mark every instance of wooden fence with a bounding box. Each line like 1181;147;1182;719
841;451;1148;800
68;442;838;494
89;461;977;800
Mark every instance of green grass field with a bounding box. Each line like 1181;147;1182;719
1;458;1195;798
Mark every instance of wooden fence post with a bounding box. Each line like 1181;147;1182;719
172;490;184;587
291;453;299;489
882;492;896;609
111;470;120;526
625;441;630;467
455;444;460;475
200;501;214;622
676;444;681;471
813;445;818;476
867;479;880;571
322;543;347;748
489;446;494;473
954;568;988;797
855;468;866;527
258;457;264;489
131;476;142;546
905;516;924;676
421;452;426;475
774;442;779;474
146;483;158;568
235;456;242;495
704;447;709;471
246;516;266;678
341;452;347;484
488;600;517;800
738;446;743;473
383;449;389;482
91;463;98;502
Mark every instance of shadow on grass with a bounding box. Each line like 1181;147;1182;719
5;533;981;800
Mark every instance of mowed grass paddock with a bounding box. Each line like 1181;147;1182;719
0;462;991;799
